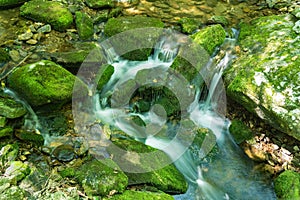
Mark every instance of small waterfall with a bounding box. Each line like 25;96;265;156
74;29;276;199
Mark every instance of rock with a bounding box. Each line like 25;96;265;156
104;16;164;60
208;15;229;26
15;130;44;145
20;0;73;31
178;17;200;34
224;14;300;140
293;20;300;33
0;186;26;200
4;161;31;183
76;159;128;196
37;24;51;33
274;170;300;199
75;11;94;40
8;49;21;62
0;48;10;63
85;0;114;9
0;0;28;8
266;0;292;9
229;120;254;144
191;24;226;55
0;95;27;119
7;60;76;107
0;143;19;166
17;31;33;41
97;64;114;91
0;127;13;138
105;190;174;200
51;144;75;162
26;39;37;45
110;137;188;194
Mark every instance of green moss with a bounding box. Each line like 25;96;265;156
107;190;174;200
275;170;300;199
0;116;6;127
85;0;114;9
0;48;10;63
97;64;114;91
0;127;13;138
0;186;26;200
20;0;73;31
8;60;76;107
104;16;164;60
0;96;27;119
14;130;44;146
0;0;27;8
59;167;76;178
76;159;128;196
178;17;199;34
191;24;226;55
75;11;94;40
229;120;254;144
5;161;31;182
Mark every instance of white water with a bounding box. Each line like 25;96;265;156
73;30;276;199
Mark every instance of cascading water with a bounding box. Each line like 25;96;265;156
73;28;276;199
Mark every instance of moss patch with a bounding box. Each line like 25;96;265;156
106;190;174;200
274;170;300;199
75;11;94;40
229;120;254;144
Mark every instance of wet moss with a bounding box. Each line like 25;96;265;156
274;170;300;199
0;127;13;138
14;130;44;146
20;0;73;31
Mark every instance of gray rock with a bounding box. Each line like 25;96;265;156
37;24;51;33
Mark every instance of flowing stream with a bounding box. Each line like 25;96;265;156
73;29;277;199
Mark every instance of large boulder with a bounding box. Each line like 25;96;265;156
20;0;73;31
7;60;76;107
104;16;164;61
224;14;300;140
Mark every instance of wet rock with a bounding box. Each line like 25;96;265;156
97;64;114;91
0;126;13;138
274;170;300;199
37;24;51;33
15;130;44;145
109;137;188;194
191;24;226;55
75;11;94;40
104;16;164;60
4;161;31;183
76;159;128;196
7;60;76;107
106;190;174;200
0;48;10;63
0;186;26;200
208;15;229;26
20;0;73;31
85;0;114;9
17;31;33;41
229;120;254;144
0;95;27;119
178;17;200;34
224;14;300;141
52;144;75;162
0;0;28;9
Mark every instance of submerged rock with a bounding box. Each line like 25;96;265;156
20;0;73;31
8;60;76;107
224;14;300;140
104;16;164;60
274;170;300;199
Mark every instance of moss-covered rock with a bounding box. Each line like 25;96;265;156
229;120;254;144
191;24;226;55
85;0;114;9
178;17;200;34
274;170;300;199
0;186;26;200
75;11;94;40
0;116;6;127
97;64;114;91
4;161;31;183
20;0;73;31
0;95;27;119
14;130;44;145
224;14;300;140
0;127;13;138
104;16;164;60
0;143;19;166
106;190;174;200
76;159;128;196
109;137;188;194
0;0;27;9
7;60;76;107
0;48;10;63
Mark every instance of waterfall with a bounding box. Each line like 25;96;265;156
73;29;276;199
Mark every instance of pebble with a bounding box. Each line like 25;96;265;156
9;49;21;62
26;39;38;45
18;31;33;41
37;24;51;33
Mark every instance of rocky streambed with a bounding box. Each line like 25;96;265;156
1;0;300;199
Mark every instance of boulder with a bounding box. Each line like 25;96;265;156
8;60;76;107
104;16;164;60
20;0;73;31
224;14;300;140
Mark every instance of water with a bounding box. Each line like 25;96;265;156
72;29;276;199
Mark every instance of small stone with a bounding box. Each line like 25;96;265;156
26;39;38;45
18;31;33;41
37;24;51;33
52;144;75;162
9;50;21;62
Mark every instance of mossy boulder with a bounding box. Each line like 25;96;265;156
7;60;76;107
85;0;114;9
229;120;254;144
224;14;300;140
75;11;94;40
0;0;27;9
104;16;164;60
109;137;188;194
0;48;10;63
76;159;128;196
106;190;174;200
0;95;27;119
191;24;226;55
20;0;73;31
274;170;300;199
